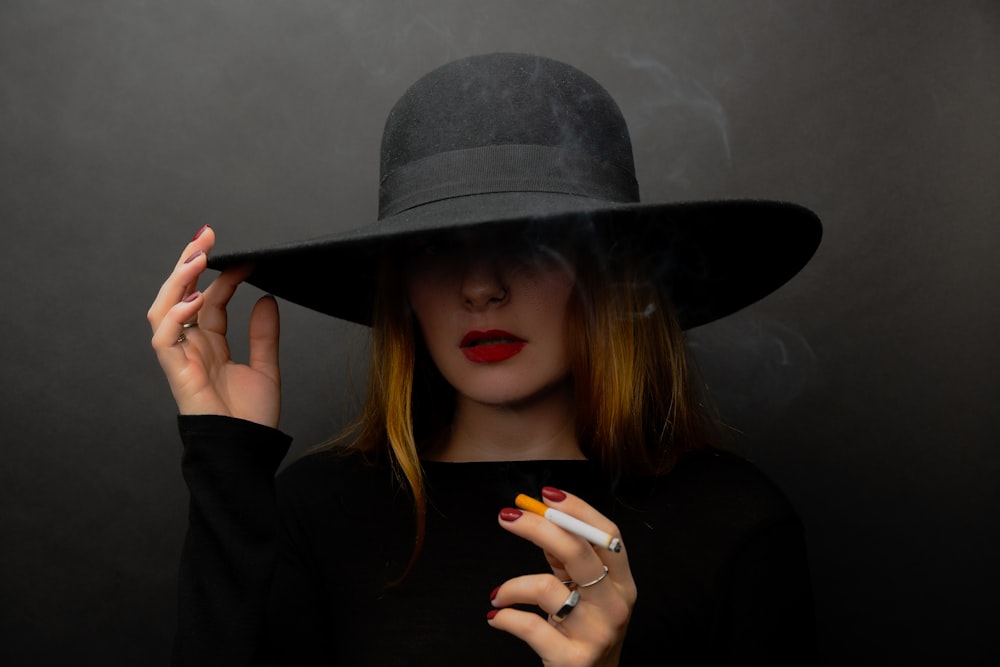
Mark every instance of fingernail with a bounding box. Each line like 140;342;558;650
499;508;522;522
184;249;204;264
183;291;201;303
489;586;500;601
192;224;210;241
541;486;567;502
486;609;500;620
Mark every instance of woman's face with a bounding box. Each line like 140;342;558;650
406;231;577;408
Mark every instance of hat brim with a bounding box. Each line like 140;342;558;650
207;195;821;330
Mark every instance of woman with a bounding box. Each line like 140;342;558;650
149;53;821;665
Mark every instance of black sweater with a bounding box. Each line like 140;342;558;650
174;415;816;666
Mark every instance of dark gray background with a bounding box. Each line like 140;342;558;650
2;1;997;664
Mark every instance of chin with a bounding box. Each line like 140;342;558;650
460;375;573;410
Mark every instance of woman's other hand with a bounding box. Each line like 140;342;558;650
491;488;637;667
147;225;281;428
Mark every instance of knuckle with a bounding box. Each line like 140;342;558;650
604;595;632;626
543;575;568;599
625;582;638;606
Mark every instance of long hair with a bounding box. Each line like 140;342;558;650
323;225;715;583
567;228;714;476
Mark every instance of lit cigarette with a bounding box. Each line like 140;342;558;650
515;494;622;552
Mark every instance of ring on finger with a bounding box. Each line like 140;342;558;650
577;566;610;588
176;321;198;344
551;589;580;623
562;565;610;590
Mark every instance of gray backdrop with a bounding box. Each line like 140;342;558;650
2;1;997;664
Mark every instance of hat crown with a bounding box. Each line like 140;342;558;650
378;53;639;218
209;53;821;331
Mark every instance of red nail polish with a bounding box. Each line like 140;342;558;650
184;249;204;264
192;224;210;241
486;609;499;620
489;586;499;601
183;291;201;303
541;486;567;502
499;508;522;522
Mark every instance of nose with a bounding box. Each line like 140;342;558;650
460;256;509;310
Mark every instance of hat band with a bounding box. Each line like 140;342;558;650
378;144;639;218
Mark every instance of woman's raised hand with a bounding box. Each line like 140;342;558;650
491;489;637;667
147;225;281;428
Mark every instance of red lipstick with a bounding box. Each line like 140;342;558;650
460;329;526;363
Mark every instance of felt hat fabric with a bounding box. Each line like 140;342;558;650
208;52;821;329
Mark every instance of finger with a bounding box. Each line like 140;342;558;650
150;290;204;367
147;252;205;334
487;607;572;662
498;509;609;589
490;572;629;664
147;226;215;333
198;263;254;335
540;486;620;536
491;573;578;620
489;605;614;666
543;550;570;583
538;488;633;582
248;295;280;384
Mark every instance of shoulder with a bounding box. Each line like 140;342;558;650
617;448;802;551
670;448;798;520
619;450;816;659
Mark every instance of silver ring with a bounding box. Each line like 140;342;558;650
551;589;580;623
176;321;198;344
577;566;610;588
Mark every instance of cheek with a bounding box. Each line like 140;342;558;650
546;271;577;318
406;286;427;323
529;274;577;347
406;260;462;315
406;275;441;327
407;279;454;358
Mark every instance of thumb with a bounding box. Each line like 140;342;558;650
248;294;280;383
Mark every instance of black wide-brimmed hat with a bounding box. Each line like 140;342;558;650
208;52;821;329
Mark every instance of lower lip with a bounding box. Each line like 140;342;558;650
461;342;526;363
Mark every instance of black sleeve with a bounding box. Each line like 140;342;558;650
172;415;292;667
713;514;818;664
